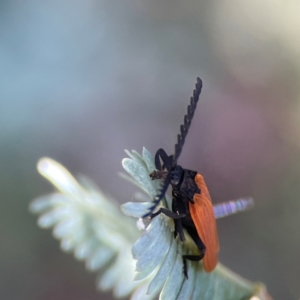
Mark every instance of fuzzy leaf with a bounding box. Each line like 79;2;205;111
121;202;152;218
122;158;156;197
121;149;272;300
142;147;156;172
30;157;158;300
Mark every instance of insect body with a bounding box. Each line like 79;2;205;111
143;78;219;276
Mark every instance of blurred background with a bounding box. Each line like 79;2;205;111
1;0;300;299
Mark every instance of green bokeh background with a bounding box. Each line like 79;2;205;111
1;1;300;299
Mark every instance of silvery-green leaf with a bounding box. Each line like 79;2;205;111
37;158;85;199
121;148;270;300
132;216;162;260
131;285;158;300
212;265;253;299
85;246;115;271
118;172;144;191
134;266;155;281
93;224;128;251
29;194;68;213
176;260;195;300
37;207;71;228
213;197;255;219
121;202;153;218
133;213;173;285
60;237;76;252
142;147;156;172
134;229;171;280
31;149;271;300
74;238;98;260
53;219;79;238
192;267;214;299
132;150;145;163
124;149;147;168
160;252;185;300
113;249;140;298
135;218;172;274
134;192;151;202
122;158;156;197
114;277;138;298
147;238;177;295
77;175;103;195
30;157;151;300
98;260;120;291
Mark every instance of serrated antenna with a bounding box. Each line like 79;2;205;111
173;77;203;165
143;173;171;218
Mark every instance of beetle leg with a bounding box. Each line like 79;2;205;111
150;207;186;219
150;208;186;242
174;218;185;242
182;226;206;279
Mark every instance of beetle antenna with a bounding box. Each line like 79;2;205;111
143;173;171;218
173;77;203;165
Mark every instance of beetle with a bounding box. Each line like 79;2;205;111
143;77;219;277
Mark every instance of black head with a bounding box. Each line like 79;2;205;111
170;165;184;186
149;163;183;187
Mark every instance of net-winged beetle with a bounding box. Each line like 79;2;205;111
143;78;219;277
